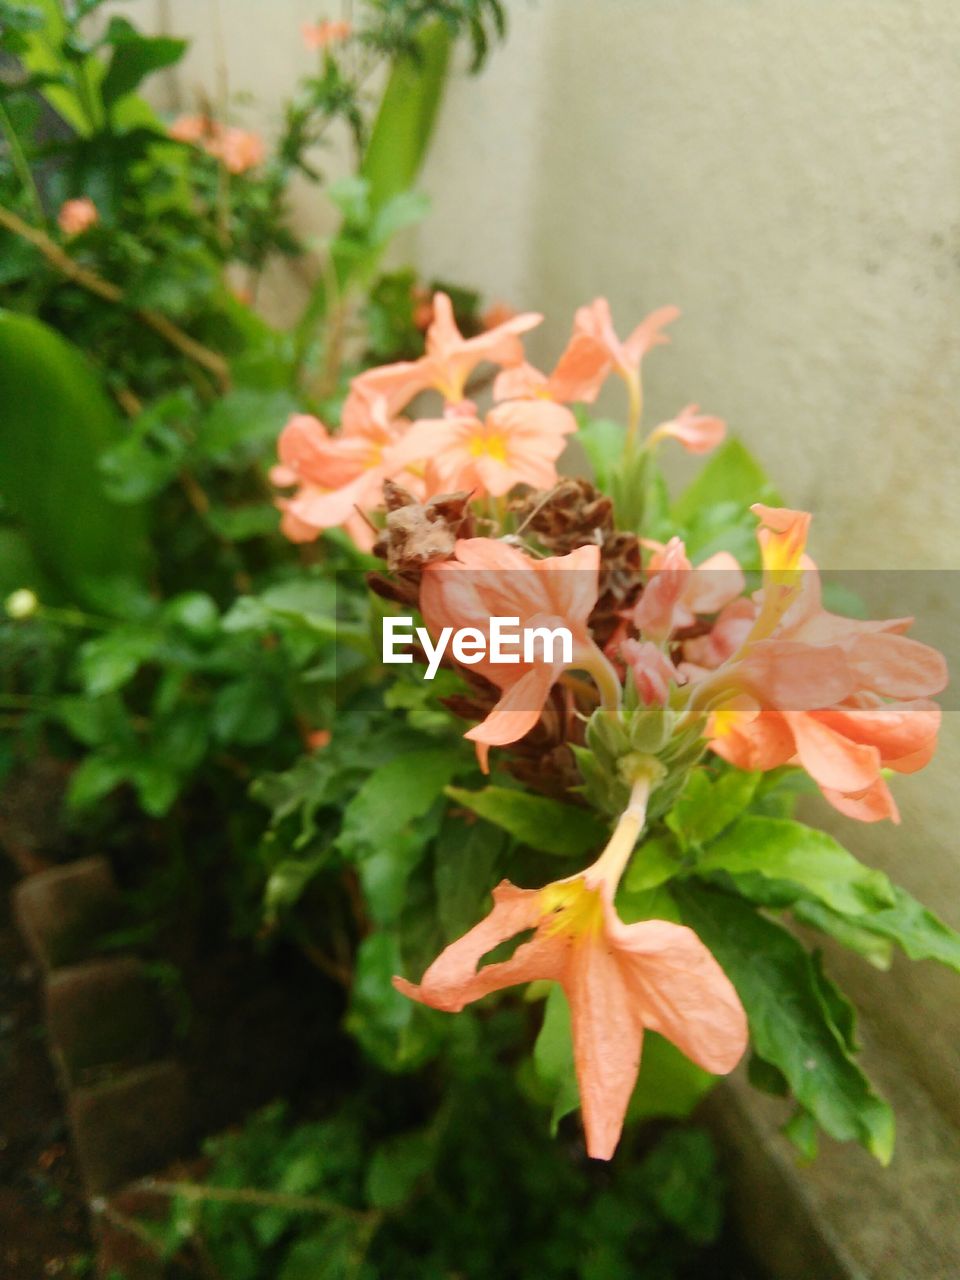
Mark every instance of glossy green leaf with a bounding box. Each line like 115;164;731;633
444;785;608;858
434;813;504;941
101;20;187;110
675;883;894;1162
666;767;761;849
671;437;779;525
0;311;150;610
695;816;895;917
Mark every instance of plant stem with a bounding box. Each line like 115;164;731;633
134;1178;380;1223
0;204;231;391
590;773;653;890
0;100;45;223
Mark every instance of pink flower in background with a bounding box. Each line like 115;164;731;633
169;115;265;174
394;873;746;1160
212;126;265;174
58;197;98;236
647;404;726;454
395;399;576;499
169;114;209;144
353;291;542;411
302;19;352;49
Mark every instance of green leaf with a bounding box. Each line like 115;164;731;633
675;883;894;1163
346;931;439;1073
792;900;894;970
212;678;283;746
532;985;581;1133
622;833;681;894
0;312;150;609
365;1130;433;1210
67;753;128;810
433;814;504;940
666;767;761;849
101;21;187;110
577;417;624;492
695;816;895;917
340;749;467;925
78;627;160;695
444;786;608;858
627;1032;716;1123
197;388;299;466
360;20;450;216
832;885;960;974
671;437;779;526
637;1128;723;1246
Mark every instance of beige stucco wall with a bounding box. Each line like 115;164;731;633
140;2;959;1264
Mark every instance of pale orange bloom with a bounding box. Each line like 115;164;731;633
214;126;266;174
395;400;576;499
353;291;542;411
420;539;619;769
169;114;209;143
302;19;351;49
395;869;746;1159
620;639;679;706
307;728;332;750
272;389;417;550
634;538;744;642
701;505;948;821
574;298;680;382
647;404;726;455
169;115;265;174
58;197;98;236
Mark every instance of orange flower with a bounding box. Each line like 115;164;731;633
620;639;680;706
647;404;726;455
420;539;620;769
575;298;680;381
272;389;416;550
57;197;98;236
169;115;265;174
633;538;744;642
395;400;576;499
700;506;948;821
302;19;351;49
395;777;747;1159
353;291;542;411
212;126;265;174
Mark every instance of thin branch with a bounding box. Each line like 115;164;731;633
133;1178;379;1223
0;204;231;391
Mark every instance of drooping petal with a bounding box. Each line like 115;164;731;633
547;331;615;403
611;913;748;1075
820;777;900;824
563;938;644;1161
782;711;881;794
845;632;948;700
733;639;854;710
648;404;726;455
464;663;561;749
393;881;561;1011
621;305;682;367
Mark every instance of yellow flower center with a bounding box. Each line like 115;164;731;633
468;430;508;462
540;879;604;940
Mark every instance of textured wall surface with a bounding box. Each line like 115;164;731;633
140;2;960;1268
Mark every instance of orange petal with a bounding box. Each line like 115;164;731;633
393;881;560;1011
612;914;748;1075
783;711;881;793
563;938;644;1160
845;632;948;699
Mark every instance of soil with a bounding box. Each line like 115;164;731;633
0;860;93;1279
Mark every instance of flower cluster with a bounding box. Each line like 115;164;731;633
274;292;948;1162
272;293;725;548
169;115;266;174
